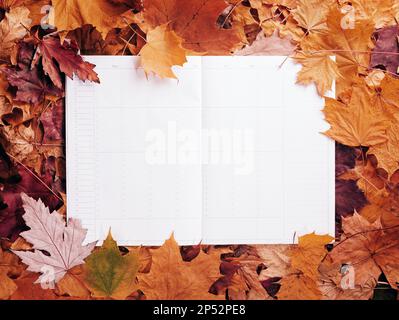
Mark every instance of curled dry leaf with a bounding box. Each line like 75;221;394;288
257;245;292;280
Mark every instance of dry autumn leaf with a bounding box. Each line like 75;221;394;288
292;0;333;34
0;247;18;299
323;86;390;147
321;212;399;289
379;74;399;110
277;233;333;300
85;231;140;300
52;0;133;38
304;7;375;93
0;7;32;61
234;31;296;56
2;41;64;104
31;35;100;89
138;235;223;300
142;0;241;54
139;24;187;79
56;266;91;299
13;193;96;284
0;0;399;302
352;0;397;30
294;51;341;96
10;271;59;300
369;122;399;177
290;233;335;280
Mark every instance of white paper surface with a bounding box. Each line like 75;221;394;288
66;56;335;245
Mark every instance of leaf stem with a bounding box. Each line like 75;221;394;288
6;152;63;202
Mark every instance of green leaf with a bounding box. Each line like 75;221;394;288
85;231;139;299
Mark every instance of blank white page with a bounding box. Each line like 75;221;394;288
66;56;335;246
66;56;203;245
201;57;335;244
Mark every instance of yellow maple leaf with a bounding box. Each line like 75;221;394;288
306;8;375;94
139;24;187;79
292;0;334;34
277;233;333;300
323;86;390;147
138;235;223;300
294;51;341;96
379;74;399;110
351;0;396;29
369;122;399;177
291;233;334;280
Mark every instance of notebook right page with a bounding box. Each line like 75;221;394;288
201;56;335;244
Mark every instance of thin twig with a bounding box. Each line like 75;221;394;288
221;1;244;29
122;17;147;44
6;152;63;202
322;224;399;263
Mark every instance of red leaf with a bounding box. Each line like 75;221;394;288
0;147;62;241
32;35;100;88
1;42;63;104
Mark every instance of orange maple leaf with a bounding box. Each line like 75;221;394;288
323;86;390;147
321;212;399;289
139;24;187;78
138;235;224;300
277;233;333;300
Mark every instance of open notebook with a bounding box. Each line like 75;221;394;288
66;56;335;245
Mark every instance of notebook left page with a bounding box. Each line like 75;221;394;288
66;56;203;245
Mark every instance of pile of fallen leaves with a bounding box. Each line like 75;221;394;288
0;0;399;300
